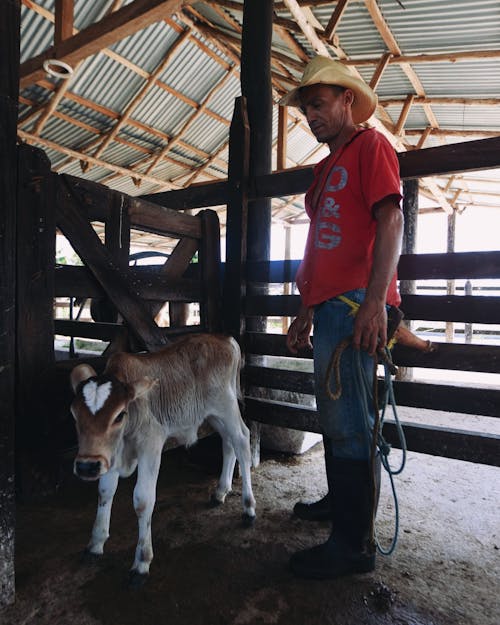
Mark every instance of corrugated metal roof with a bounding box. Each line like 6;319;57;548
17;0;500;235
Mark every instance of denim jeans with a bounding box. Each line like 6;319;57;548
313;289;376;461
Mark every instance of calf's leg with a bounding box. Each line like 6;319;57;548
130;449;162;583
208;407;256;523
208;416;237;505
86;469;119;556
230;419;256;524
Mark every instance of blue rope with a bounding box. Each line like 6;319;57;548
354;347;407;556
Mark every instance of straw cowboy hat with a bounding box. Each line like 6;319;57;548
280;55;377;124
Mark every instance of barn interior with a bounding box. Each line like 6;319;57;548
1;1;500;624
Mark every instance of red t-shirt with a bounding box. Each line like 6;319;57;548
295;128;402;307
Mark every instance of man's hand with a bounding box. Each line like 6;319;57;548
286;306;313;354
352;297;387;356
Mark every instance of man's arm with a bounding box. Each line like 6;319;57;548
352;198;403;355
286;303;314;354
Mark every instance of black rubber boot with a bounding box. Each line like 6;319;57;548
290;456;379;579
293;493;330;521
293;436;332;522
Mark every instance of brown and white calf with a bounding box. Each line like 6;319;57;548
70;334;256;583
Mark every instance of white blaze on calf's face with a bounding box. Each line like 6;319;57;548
83;380;112;414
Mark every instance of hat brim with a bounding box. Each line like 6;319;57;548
279;79;377;124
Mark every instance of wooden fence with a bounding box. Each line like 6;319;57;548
242;255;500;467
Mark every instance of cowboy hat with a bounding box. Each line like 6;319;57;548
279;55;377;124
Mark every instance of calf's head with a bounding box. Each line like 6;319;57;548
70;364;156;481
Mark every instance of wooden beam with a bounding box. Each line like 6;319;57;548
54;0;74;45
145;64;237;176
282;0;330;56
324;0;350;41
56;175;169;350
416;126;433;150
381;96;500;107
20;0;187;88
18;129;177;189
394;94;415;136
93;29;191;161
244;396;500;466
369;52;392;90
343;49;500;67
399;136;500;179
406;128;500;138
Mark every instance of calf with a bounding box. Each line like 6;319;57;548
70;334;256;584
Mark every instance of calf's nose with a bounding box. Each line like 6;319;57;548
75;459;101;480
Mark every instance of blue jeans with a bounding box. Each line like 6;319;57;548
313;289;376;461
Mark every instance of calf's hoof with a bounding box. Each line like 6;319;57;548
208;493;224;507
128;570;149;589
242;513;256;528
81;548;103;565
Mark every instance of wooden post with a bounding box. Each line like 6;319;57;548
224;97;249;342
199;209;221;333
16;145;57;496
281;226;292;334
241;0;273;325
277;105;288;171
0;0;20;607
464;280;473;343
397;178;419;382
241;0;274;467
446;211;456;342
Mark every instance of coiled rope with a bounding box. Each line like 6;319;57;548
324;319;407;556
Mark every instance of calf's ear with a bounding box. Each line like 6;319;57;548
127;376;158;402
70;364;97;394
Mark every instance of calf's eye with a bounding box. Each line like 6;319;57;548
114;411;126;425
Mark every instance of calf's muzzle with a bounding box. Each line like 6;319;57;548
75;459;102;481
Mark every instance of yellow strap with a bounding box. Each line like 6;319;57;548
337;294;398;349
336;294;360;316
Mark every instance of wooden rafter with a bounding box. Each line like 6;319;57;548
275;0;457;214
18;0;500;224
369;52;392;90
18;129;179;189
394;94;415;136
20;0;188;88
282;0;331;57
54;0;73;45
93;29;192;162
363;0;438;130
144;64;238;176
324;0;350;41
381;96;500;107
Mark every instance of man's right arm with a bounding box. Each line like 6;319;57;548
286;303;314;354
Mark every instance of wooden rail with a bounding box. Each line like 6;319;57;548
242;251;500;467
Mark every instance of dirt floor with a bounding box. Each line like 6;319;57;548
1;423;499;625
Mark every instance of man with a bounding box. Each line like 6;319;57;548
280;56;404;579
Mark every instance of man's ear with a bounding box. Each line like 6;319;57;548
344;88;355;107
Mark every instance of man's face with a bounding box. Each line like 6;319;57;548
299;83;351;144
